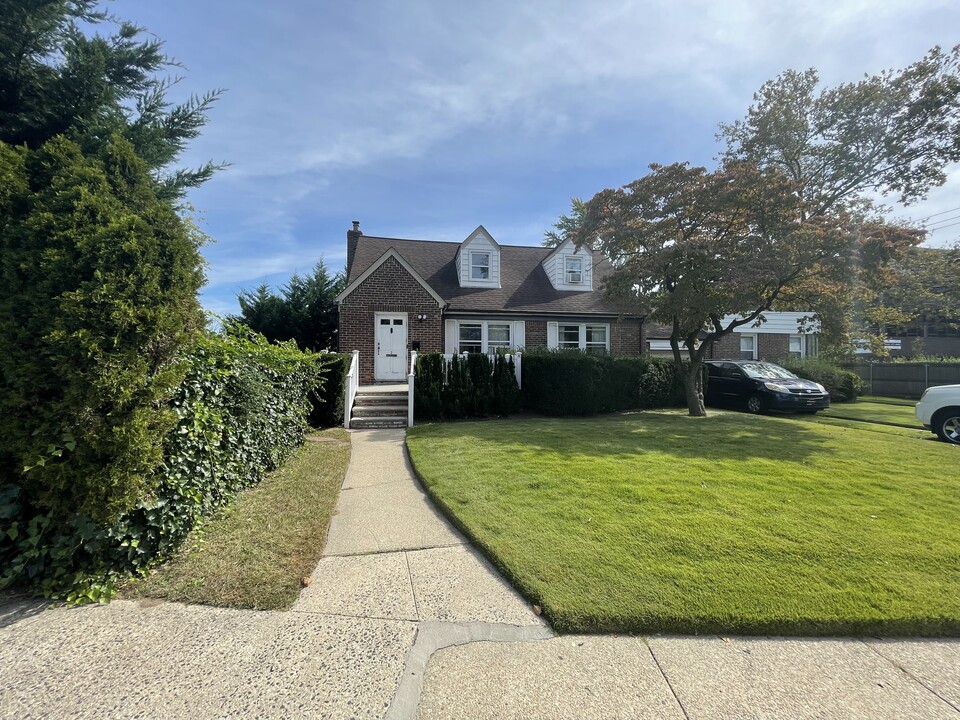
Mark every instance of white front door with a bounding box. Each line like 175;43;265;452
375;314;407;381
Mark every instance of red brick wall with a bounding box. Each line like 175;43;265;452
758;334;790;362
713;333;740;359
710;333;792;361
611;319;642;356
524;320;547;349
339;256;442;383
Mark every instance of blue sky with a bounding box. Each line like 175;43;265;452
110;0;960;316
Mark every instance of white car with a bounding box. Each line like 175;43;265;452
916;385;960;445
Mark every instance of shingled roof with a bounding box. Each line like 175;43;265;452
345;234;631;316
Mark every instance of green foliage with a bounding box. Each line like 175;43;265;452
778;357;865;403
413;353;521;421
0;327;329;600
413;354;445;420
491;355;522;416
308;352;350;428
230;261;344;351
0;135;205;527
888;355;960;364
521;350;686;415
0;0;224;197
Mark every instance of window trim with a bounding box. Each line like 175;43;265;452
453;319;515;353
564;256;583;284
788;334;804;359
739;333;757;360
470;251;491;281
551;322;611;353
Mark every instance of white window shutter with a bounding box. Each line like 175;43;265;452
513;321;525;349
547;322;558;349
444;319;457;353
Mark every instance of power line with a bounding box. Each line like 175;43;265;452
917;205;960;222
926;220;960;233
927;213;960;229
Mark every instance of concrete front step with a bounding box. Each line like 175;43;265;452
349;416;408;429
353;405;409;418
354;394;407;407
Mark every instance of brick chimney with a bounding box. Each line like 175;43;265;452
346;220;362;277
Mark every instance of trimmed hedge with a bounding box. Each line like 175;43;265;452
414;353;521;421
521;350;686;415
0;326;335;602
778;357;864;402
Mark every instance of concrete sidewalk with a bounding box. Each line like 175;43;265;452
1;428;958;719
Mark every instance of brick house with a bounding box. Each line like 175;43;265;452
645;314;820;362
336;223;642;383
336;222;820;384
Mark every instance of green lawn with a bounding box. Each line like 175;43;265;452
124;430;349;610
822;399;921;428
861;395;917;407
407;412;960;636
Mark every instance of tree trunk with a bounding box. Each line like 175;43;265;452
684;361;706;417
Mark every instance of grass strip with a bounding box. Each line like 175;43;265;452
860;395;918;406
124;429;349;610
407;413;960;637
822;400;920;428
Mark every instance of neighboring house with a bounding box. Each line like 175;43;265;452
855;322;960;358
336;223;642;383
644;313;821;361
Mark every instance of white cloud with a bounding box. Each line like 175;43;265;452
187;0;956;185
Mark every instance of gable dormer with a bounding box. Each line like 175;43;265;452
455;225;501;288
542;237;593;291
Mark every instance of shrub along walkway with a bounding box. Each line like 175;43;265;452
1;429;959;719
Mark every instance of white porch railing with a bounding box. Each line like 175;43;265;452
343;350;360;429
407;350;417;427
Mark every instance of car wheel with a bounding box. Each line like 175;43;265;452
746;394;765;414
933;408;960;444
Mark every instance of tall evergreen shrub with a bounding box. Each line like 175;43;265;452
0;136;205;527
414;354;445;420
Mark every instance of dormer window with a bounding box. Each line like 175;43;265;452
565;256;583;284
471;252;490;280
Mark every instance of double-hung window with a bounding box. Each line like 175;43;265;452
559;324;581;349
487;323;511;350
788;335;803;359
553;323;610;354
454;320;515;353
585;325;607;354
470;252;490;281
739;334;757;360
564;256;583;284
458;323;482;353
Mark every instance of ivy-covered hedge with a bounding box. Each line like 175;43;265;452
0;327;334;602
777;357;864;402
414;353;521;420
521;350;686;415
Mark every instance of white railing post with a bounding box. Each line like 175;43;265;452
514;352;522;388
407;350;417;428
343;350;359;429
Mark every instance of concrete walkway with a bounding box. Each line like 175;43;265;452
1;429;959;719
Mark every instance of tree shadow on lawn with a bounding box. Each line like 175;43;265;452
436;410;840;465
